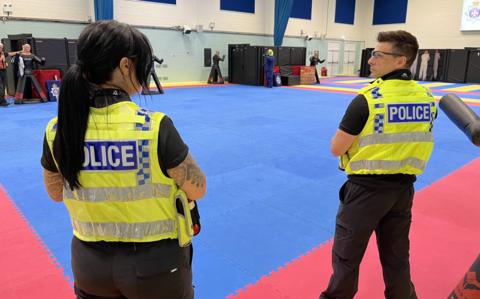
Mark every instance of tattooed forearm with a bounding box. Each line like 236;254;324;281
168;164;186;187
167;154;206;200
43;169;64;202
184;156;206;188
168;154;205;188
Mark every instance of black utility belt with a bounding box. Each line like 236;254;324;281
74;236;178;249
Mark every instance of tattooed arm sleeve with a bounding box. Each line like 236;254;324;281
43;169;64;202
167;153;206;200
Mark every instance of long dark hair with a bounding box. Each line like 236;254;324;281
55;20;153;190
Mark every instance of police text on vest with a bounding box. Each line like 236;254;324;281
387;103;431;123
82;141;137;171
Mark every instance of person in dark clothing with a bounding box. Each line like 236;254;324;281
208;50;224;84
0;42;10;106
309;50;325;83
12;43;47;104
41;20;206;299
264;49;275;88
320;30;436;299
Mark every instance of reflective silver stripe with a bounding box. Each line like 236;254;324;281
64;183;172;202
72;219;175;239
358;132;433;147
349;157;426;171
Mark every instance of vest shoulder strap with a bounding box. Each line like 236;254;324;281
45;117;58;141
359;78;383;95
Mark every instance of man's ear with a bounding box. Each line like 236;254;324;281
398;56;408;68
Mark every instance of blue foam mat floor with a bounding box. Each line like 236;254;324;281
0;84;479;298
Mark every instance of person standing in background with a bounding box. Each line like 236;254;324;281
433;50;441;80
0;42;10;106
310;50;325;83
418;50;430;81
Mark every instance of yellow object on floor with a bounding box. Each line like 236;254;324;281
443;85;480;92
335;79;372;84
420;82;455;88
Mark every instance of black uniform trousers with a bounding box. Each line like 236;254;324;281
72;237;194;299
321;180;417;299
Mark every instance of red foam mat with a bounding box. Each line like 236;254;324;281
230;158;480;299
0;186;73;299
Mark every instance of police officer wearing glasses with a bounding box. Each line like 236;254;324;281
320;30;436;299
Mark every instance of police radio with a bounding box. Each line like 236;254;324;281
189;201;201;236
175;194;202;238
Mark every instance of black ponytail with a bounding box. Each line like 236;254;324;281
55;64;91;190
54;20;153;190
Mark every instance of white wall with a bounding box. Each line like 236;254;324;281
4;0;91;22
115;0;197;29
276;0;366;41
362;0;480;49
115;0;365;42
195;0;268;34
0;0;369;82
5;0;478;48
115;0;269;34
326;0;367;41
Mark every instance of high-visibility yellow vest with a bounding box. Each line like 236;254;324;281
45;101;193;246
340;78;436;175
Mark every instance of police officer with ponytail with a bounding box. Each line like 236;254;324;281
321;31;436;299
41;20;206;299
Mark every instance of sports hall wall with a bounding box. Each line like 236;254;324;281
6;0;477;82
0;0;367;82
361;0;480;48
115;0;367;81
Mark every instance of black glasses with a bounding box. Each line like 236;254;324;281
371;51;404;59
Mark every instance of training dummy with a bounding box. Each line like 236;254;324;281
263;49;275;88
11;43;47;103
208;50;224;84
